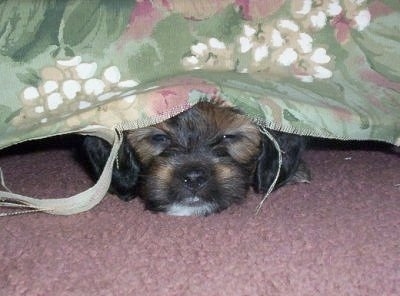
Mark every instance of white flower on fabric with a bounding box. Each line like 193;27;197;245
123;95;137;103
295;47;333;82
182;42;206;70
43;80;59;94
297;33;313;53
191;43;208;56
271;29;285;48
183;38;235;70
239;36;253;53
254;45;269;62
232;21;334;82
277;48;298;66
310;11;327;29
313;65;333;79
310;48;331;64
351;0;366;5
278;20;300;32
84;79;106;96
118;80;139;88
295;75;314;83
209;38;226;49
243;24;257;37
293;0;343;17
34;106;44;113
326;1;343;16
57;56;82;67
19;56;141;125
103;66;121;84
237;24;270;65
76;63;97;79
296;66;333;82
63;80;81;100
184;56;200;66
292;0;370;32
295;0;312;15
78;101;92;110
353;9;371;31
292;0;343;30
23;87;40;101
47;93;63;110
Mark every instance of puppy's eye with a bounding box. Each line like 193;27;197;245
221;134;241;143
151;134;169;144
222;134;237;140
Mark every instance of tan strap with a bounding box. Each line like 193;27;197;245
255;126;283;214
0;130;122;216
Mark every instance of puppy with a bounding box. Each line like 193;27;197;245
82;102;308;216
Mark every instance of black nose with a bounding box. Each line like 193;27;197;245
182;169;208;190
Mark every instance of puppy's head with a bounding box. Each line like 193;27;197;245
82;101;306;216
127;102;262;216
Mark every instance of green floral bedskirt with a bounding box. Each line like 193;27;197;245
0;0;399;215
1;0;399;148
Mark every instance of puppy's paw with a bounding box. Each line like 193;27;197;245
111;190;136;202
287;160;311;185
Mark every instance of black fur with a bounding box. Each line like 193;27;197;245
81;136;140;201
82;131;305;200
253;131;306;193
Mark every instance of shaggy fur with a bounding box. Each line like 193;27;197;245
81;102;308;216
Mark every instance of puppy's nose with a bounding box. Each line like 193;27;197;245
182;169;208;190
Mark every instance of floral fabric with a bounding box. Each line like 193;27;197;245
0;0;399;149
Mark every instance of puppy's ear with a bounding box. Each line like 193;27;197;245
81;136;140;201
253;131;308;193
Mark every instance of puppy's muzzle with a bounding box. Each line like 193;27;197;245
181;167;209;191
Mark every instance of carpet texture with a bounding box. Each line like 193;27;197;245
0;137;399;296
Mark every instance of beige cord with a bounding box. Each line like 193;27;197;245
0;129;123;216
255;126;282;214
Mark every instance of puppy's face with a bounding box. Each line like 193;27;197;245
126;102;262;216
82;101;307;216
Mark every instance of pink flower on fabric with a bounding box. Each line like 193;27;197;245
148;78;219;115
330;7;371;44
123;0;166;39
330;12;352;44
163;0;233;20
235;0;285;20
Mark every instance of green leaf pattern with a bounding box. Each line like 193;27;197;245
0;0;399;149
